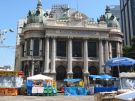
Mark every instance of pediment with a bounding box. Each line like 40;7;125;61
70;11;88;21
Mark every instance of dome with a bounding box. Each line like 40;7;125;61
98;6;120;28
108;20;119;27
27;0;47;24
107;14;119;28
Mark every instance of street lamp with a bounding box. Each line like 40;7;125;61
0;29;14;44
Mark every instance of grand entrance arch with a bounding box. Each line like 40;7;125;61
56;65;67;81
88;66;98;75
73;66;83;79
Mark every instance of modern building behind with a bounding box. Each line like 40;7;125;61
120;0;135;46
110;5;121;27
15;1;123;84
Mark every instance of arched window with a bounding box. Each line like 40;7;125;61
88;66;98;75
56;66;67;81
73;66;83;79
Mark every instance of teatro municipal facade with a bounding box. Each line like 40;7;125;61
15;0;123;83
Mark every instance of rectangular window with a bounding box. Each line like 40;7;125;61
112;42;117;58
22;44;24;57
131;0;135;36
88;42;97;57
33;38;39;56
56;40;66;57
26;39;30;56
73;40;82;57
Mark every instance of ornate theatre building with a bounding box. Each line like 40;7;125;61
15;1;123;83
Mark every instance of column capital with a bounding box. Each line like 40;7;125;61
67;36;73;39
67;72;73;74
83;72;89;75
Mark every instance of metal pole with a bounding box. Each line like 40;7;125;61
118;64;122;89
0;29;14;44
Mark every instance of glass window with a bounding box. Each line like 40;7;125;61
26;39;30;56
112;42;117;58
22;44;24;57
56;40;66;57
42;39;45;56
73;40;82;57
88;42;97;57
131;0;135;36
33;39;39;56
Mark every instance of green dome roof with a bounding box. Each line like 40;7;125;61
27;0;47;24
98;6;120;28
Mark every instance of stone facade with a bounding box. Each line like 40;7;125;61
15;1;123;84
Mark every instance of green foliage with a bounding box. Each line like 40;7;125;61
123;46;132;56
131;37;135;49
123;37;135;59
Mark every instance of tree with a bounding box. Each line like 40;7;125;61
123;37;135;59
123;46;132;56
131;37;135;50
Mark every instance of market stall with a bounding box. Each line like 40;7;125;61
0;71;24;96
115;90;135;100
89;74;118;94
26;74;57;96
63;78;87;96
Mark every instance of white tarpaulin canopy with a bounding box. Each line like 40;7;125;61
115;90;135;100
27;74;53;80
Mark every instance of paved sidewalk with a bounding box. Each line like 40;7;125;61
0;95;94;101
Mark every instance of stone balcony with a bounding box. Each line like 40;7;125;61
22;23;44;32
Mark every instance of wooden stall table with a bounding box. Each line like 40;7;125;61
94;91;117;101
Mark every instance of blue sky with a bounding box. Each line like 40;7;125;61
0;0;119;68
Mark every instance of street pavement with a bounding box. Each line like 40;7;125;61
0;95;94;101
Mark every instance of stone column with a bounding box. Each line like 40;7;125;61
30;39;34;75
99;40;104;73
24;41;27;56
18;45;23;71
109;42;112;59
83;40;89;86
105;40;110;73
120;42;123;56
67;39;73;76
105;40;109;62
84;40;89;73
51;38;56;73
30;39;34;56
39;39;42;56
44;38;50;73
117;42;120;57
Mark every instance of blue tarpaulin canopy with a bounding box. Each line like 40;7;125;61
89;74;115;80
104;57;135;88
64;78;82;83
105;57;135;67
89;75;102;79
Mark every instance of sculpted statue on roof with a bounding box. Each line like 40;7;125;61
98;6;120;28
27;0;47;24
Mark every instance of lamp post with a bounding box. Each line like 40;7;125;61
0;29;14;44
